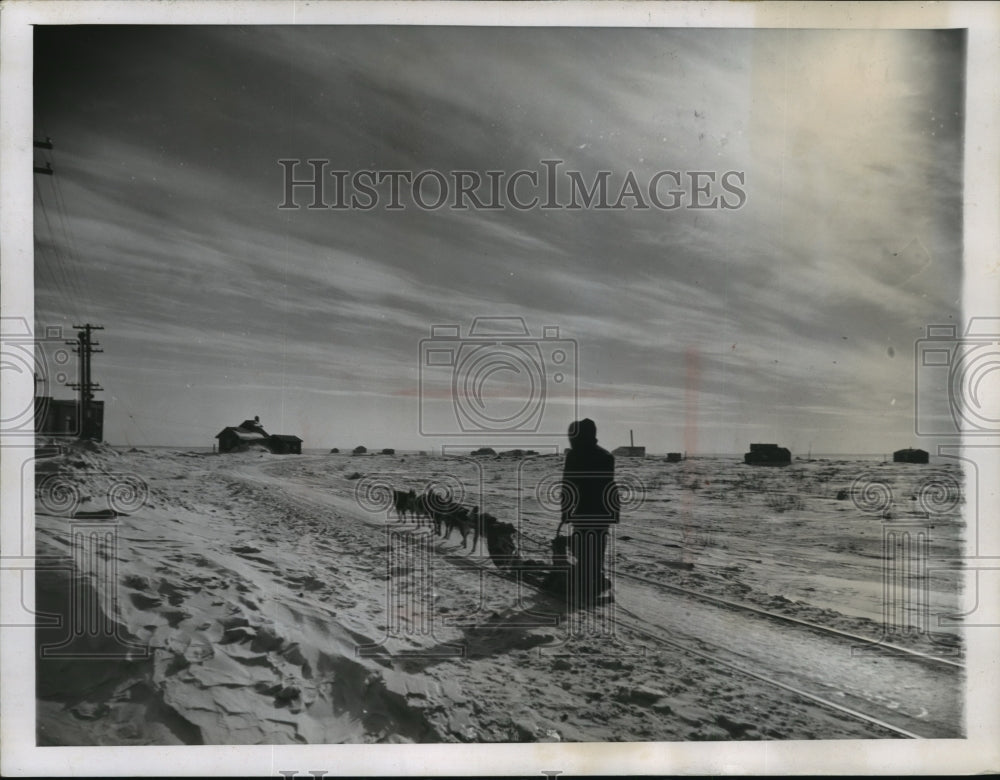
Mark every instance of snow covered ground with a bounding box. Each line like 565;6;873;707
33;444;964;745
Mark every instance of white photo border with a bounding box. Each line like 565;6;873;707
2;1;998;775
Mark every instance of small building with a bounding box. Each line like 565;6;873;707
35;397;104;441
215;416;302;454
666;452;683;463
613;429;646;457
216;426;269;452
744;443;791;467
893;447;929;464
612;446;646;457
269;435;303;455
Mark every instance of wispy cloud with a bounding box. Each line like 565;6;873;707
33;25;963;451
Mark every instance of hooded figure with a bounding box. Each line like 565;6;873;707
560;418;619;606
562;419;618;521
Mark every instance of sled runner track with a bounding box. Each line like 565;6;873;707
442;549;930;740
609;604;927;739
512;527;964;672
615;571;965;671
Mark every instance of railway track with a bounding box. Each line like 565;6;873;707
616;570;963;670
511;525;964;671
440;545;961;740
607;603;926;739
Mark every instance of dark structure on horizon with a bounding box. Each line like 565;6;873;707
744;443;792;467
34;323;106;441
35;397;104;441
612;429;646;457
215;416;302;454
666;452;683;463
893;447;929;464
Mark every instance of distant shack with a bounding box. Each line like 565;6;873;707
666;452;683;463
613;429;646;458
744;443;791;467
269;435;304;455
612;446;646;457
215;417;302;454
893;447;929;464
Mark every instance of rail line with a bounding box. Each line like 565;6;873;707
511;526;964;672
609;603;927;739
440;545;935;740
616;570;964;670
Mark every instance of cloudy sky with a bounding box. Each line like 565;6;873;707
33;25;964;453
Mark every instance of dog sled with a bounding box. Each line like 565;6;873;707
390;486;613;608
483;519;614;609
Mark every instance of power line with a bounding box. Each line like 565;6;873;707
35;182;82;322
47;147;95;310
33;137;89;323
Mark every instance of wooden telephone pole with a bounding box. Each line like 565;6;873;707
66;324;103;440
34;137;54;175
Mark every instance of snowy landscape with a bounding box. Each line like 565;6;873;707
35;444;964;744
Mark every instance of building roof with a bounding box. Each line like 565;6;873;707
270;434;303;443
215;426;269;441
239;419;269;435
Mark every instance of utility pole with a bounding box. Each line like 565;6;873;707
66;324;103;440
34;137;54;175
